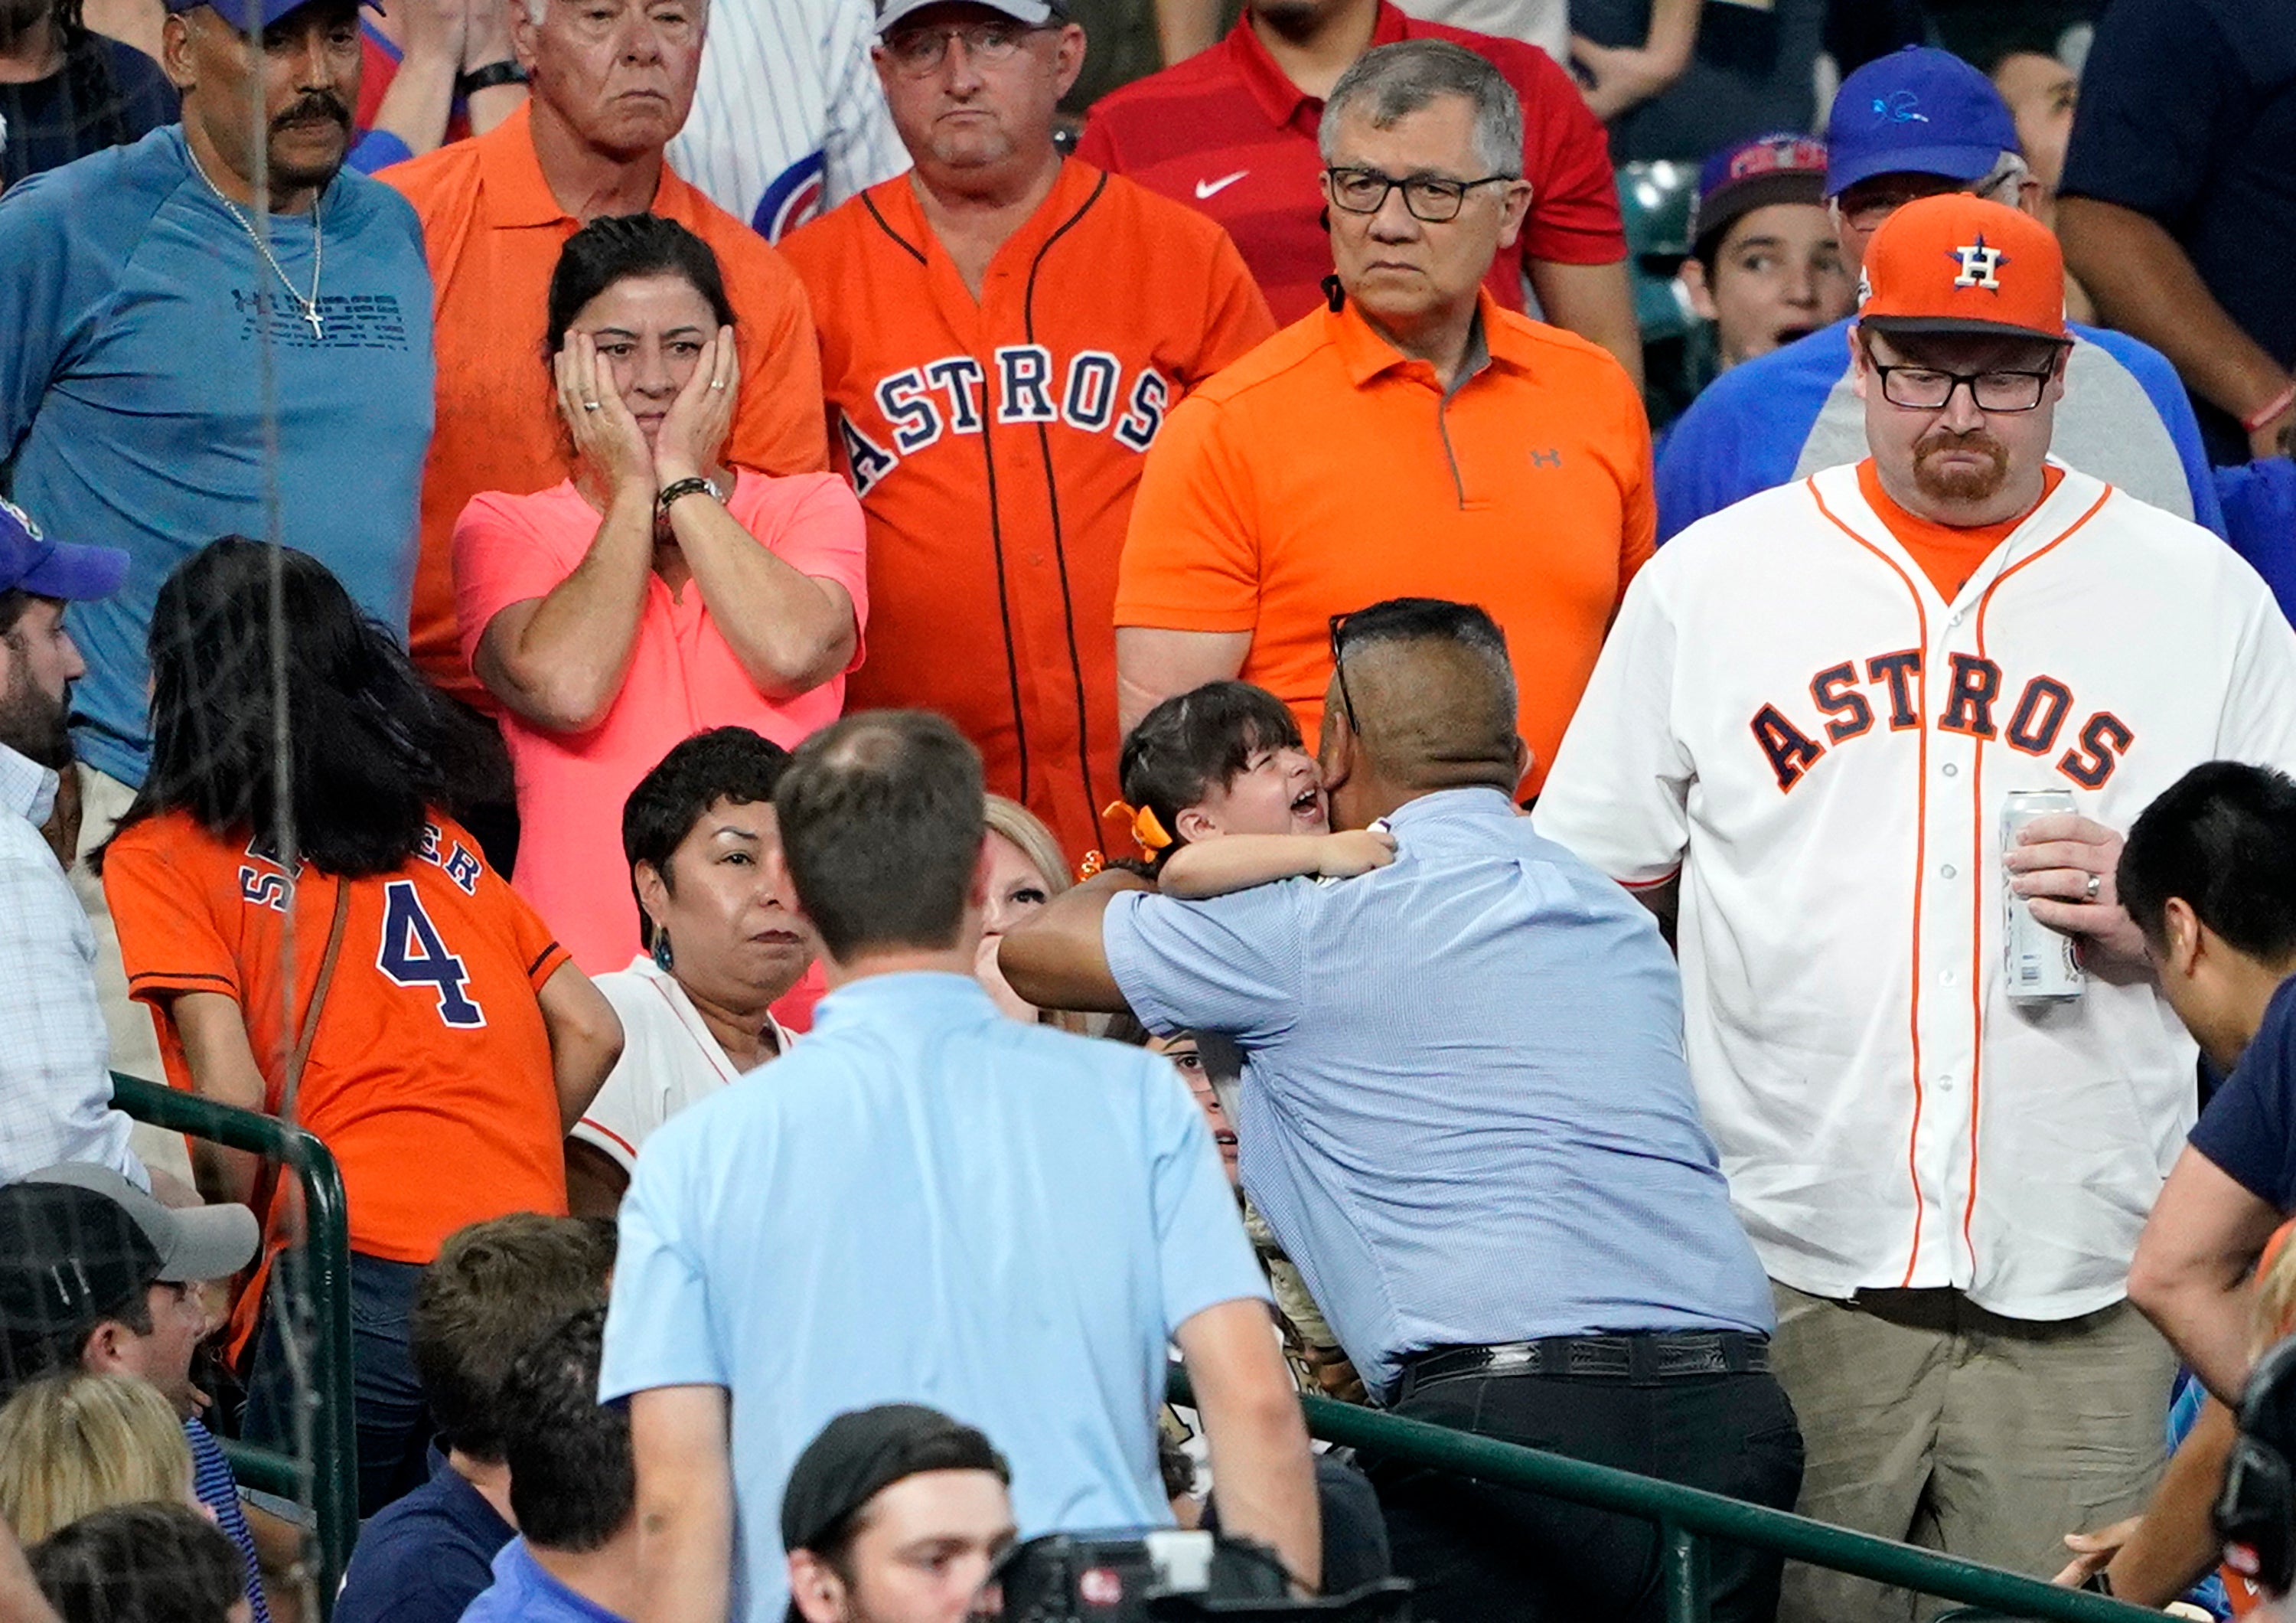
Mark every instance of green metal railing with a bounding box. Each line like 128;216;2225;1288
1169;1371;2164;1623
113;1073;359;1615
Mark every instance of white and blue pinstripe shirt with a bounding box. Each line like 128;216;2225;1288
669;0;911;240
0;741;144;1190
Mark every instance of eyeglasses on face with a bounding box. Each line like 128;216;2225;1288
879;19;1046;73
1329;612;1361;736
1322;165;1517;224
1870;359;2057;413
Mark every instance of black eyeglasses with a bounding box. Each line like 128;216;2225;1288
1322;165;1517;223
1329;612;1361;736
1870;359;2059;413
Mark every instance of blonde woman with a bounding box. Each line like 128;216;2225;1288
0;1373;194;1543
978;796;1088;1033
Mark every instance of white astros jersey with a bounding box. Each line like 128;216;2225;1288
668;0;911;239
1533;460;2296;1319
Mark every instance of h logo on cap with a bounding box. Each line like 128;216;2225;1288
1952;237;2007;291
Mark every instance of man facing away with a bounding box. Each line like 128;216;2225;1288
1003;597;1798;1623
598;710;1317;1623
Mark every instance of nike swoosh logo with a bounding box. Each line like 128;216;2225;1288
1194;170;1248;199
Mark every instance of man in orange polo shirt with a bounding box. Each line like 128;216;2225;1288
1114;38;1652;797
383;0;828;723
780;0;1272;860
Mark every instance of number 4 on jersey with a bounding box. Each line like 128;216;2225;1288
377;880;486;1027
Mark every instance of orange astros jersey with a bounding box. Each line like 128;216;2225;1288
103;809;573;1272
780;159;1275;860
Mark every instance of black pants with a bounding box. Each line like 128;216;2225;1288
1369;1366;1804;1623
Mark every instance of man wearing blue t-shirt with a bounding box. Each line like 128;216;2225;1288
1656;47;2223;546
2121;763;2296;1405
599;712;1317;1623
0;0;432;1101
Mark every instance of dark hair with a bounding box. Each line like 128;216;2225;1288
410;1215;616;1465
624;727;794;952
774;712;986;962
500;1306;631;1554
806;1425;1012;1576
2;1311;161;1411
103;537;474;878
30;1502;245;1623
0;587;34;638
2118;761;2296;960
546;214;739;359
1117;683;1303;869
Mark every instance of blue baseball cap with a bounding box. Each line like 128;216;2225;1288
161;0;382;30
0;497;129;603
1825;47;2020;199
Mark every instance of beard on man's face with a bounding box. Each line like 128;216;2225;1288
0;659;73;772
0;0;54;51
1910;424;2012;505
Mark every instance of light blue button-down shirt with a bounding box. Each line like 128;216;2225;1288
0;743;143;1189
1103;786;1773;1400
598;972;1266;1623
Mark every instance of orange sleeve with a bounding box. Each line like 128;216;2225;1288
1114;390;1261;633
1188;230;1277;384
102;825;243;1008
725;251;832;478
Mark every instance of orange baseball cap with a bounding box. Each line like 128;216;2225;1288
1857;194;2070;345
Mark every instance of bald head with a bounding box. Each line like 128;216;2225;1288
1322;599;1523;821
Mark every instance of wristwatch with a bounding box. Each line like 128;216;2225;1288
456;60;527;97
657;475;722;516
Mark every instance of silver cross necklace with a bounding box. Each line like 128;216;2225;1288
188;142;325;341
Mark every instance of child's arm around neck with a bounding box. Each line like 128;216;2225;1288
1156;829;1397;900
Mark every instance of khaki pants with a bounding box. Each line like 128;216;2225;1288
1771;1281;2173;1623
70;762;191;1187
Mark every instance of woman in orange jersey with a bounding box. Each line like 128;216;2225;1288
99;540;622;1515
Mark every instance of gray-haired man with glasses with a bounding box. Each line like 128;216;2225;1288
1114;40;1655;807
1537;191;2296;1622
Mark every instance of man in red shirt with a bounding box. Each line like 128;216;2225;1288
1075;0;1639;384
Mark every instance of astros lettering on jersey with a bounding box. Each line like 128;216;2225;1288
1532;462;2296;1318
780;159;1274;858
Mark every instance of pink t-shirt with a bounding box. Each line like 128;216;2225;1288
454;470;869;973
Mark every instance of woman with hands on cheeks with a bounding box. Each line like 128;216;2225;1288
452;213;869;975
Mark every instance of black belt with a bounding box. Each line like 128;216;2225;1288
1395;1331;1769;1400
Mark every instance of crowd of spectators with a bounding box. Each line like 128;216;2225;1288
3;0;2296;1621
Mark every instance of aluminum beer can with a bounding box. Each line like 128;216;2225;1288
2002;789;2085;1002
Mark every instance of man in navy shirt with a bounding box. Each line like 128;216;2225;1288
335;1214;615;1623
2059;0;2296;465
2123;762;2296;1405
